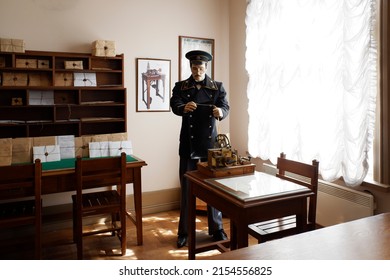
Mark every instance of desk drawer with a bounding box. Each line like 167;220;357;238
197;162;255;178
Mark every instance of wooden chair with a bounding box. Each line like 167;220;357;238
248;152;319;243
72;153;127;259
0;159;42;259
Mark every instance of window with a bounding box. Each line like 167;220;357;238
245;0;379;187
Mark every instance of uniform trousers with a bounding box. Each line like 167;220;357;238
177;157;223;236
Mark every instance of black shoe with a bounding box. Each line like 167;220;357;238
177;235;188;248
213;229;228;242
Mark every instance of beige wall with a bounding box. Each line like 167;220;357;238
0;0;239;207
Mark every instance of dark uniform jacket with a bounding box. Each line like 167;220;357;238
170;75;230;159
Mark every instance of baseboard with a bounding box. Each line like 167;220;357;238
126;187;181;215
42;188;181;221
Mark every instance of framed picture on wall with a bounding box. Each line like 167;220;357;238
179;36;215;81
136;58;171;112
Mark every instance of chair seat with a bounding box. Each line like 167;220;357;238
248;215;298;242
72;190;120;215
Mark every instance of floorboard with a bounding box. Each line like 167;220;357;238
0;209;257;260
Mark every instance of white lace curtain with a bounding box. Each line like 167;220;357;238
245;0;378;186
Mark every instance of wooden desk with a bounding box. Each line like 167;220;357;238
206;213;390;260
41;155;147;246
186;170;314;260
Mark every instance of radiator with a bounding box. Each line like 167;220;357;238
262;163;375;227
316;181;375;227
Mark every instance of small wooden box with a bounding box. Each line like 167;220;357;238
54;73;73;86
37;59;50;69
197;162;256;178
16;58;37;68
12;137;33;164
2;72;28;86
11;39;25;53
11;97;23;106
64;60;83;70
92;40;116;57
0;138;12;166
28;73;51;86
0;38;25;53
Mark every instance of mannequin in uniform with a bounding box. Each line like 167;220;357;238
170;50;230;248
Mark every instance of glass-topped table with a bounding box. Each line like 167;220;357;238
206;171;308;202
185;170;314;260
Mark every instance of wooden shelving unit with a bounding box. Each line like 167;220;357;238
0;50;126;139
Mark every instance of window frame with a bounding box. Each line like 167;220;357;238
379;0;390;184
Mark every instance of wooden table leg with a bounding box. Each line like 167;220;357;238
230;220;237;250
146;80;151;109
188;181;196;260
126;167;143;246
236;219;249;249
296;198;308;233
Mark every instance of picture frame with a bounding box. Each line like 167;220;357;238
179;36;215;81
136;58;171;112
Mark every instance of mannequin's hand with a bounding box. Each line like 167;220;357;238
184;101;197;113
213;106;223;118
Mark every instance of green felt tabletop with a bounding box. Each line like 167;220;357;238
41;155;138;171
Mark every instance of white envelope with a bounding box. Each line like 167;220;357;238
74;72;97;87
33;145;61;162
109;140;133;157
56;135;75;159
29;90;54;105
89;141;109;158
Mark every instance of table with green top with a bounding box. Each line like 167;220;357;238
41;154;147;246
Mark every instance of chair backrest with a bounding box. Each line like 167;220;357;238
0;159;42;259
0;159;42;207
75;152;127;200
276;152;319;226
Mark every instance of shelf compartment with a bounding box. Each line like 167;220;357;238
0;125;27;138
14;53;53;69
96;72;123;87
54;90;79;105
0;89;26;106
54;56;89;70
91;55;123;71
80;89;125;104
55;105;124;122
0;106;54;122
28;122;80;137
0;53;13;68
81;121;126;136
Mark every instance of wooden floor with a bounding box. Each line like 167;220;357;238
0;209;257;260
